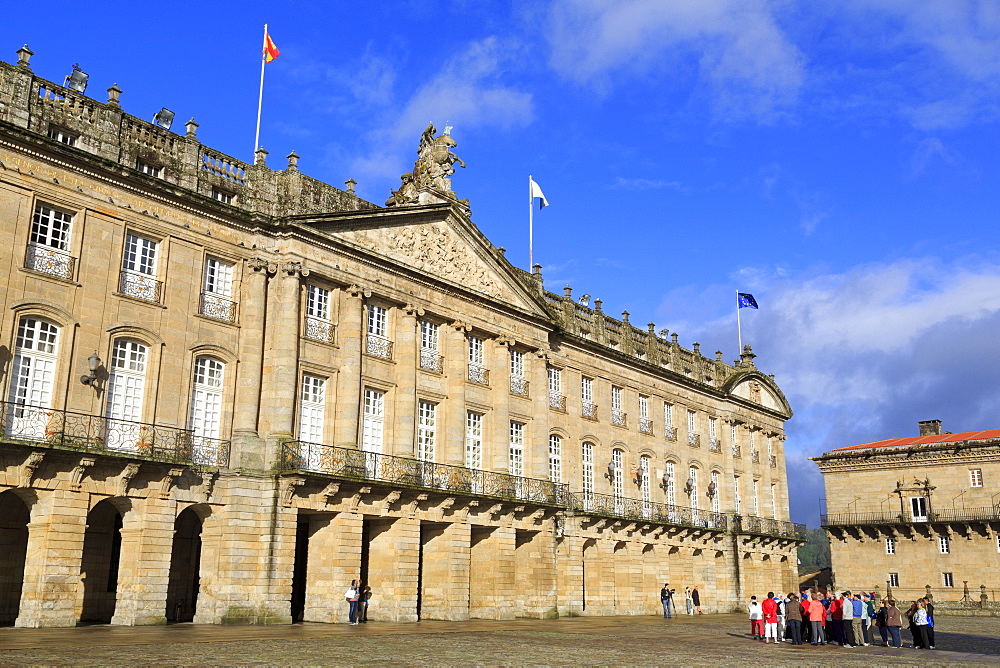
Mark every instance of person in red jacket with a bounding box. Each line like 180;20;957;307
808;594;827;645
761;591;779;643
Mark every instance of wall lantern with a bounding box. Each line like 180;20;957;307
65;64;89;93
80;352;101;386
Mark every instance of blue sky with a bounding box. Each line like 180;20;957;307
5;1;1000;526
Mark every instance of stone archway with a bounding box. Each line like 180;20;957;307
0;490;30;625
166;506;205;622
79;498;128;623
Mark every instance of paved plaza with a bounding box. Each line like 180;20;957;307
2;613;1000;666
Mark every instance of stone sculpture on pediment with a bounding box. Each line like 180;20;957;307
386;123;470;213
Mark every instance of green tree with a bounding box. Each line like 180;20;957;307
797;528;831;574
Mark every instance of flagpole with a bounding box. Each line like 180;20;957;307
528;174;534;269
736;290;743;353
253;24;268;162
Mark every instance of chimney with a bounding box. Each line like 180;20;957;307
918;420;942;436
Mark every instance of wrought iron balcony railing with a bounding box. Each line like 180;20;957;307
305;316;337;344
199;292;238;322
769;454;777;468
509;375;529;397
733;445;742;458
366;335;393;360
280;440;569;506
582;401;598;420
0;400;229;467
569;491;728;530
751;450;760;464
119;269;163;303
611;409;627;427
639;418;653;435
709;438;722;453
735;514;808;539
821;507;1000;527
25;242;76;280
549;392;566;411
468;364;489;386
665;426;678;441
420;348;444;373
688;432;701;448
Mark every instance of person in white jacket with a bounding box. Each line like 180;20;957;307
748;596;764;640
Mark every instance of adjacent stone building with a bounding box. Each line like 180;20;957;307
814;420;1000;602
0;46;803;628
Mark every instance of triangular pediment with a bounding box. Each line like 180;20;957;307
723;371;793;418
295;204;548;316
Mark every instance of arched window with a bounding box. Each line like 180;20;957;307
664;461;676;507
105;339;149;451
639;455;651;518
581;442;595;509
6;318;60;437
189;357;225;439
711;470;721;514
548;434;562;483
612;449;624;503
688;466;699;510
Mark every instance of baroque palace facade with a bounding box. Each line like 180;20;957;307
814;420;1000;603
0;46;803;628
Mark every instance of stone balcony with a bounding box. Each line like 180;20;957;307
0;400;229;467
821;507;1000;528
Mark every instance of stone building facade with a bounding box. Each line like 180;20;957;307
814;420;1000;603
0;47;803;628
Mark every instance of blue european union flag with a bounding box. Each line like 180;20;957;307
738;293;759;309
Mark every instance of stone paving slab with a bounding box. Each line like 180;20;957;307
2;613;999;666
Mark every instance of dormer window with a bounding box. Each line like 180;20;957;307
136;160;162;178
212;188;234;204
47;126;77;146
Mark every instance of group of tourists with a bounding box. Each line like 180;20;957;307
746;589;937;649
344;580;372;625
659;584;703;617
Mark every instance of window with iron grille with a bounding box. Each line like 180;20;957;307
417;400;436;462
886;538;895;555
509;422;524;477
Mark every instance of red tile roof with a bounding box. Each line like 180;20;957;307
832;429;1000;452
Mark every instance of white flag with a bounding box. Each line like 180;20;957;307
530;177;549;209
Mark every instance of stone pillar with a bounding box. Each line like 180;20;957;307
515;528;557;618
393;306;421;457
15;491;88;628
231;258;274;468
366;517;420;622
260;261;307;449
445;322;471;466
555;525;584;616
420;521;470;620
583;537;614;616
302;512;362;623
469;525;516;619
528;351;551;479
334;286;368;449
110;499;174;625
491;340;513;472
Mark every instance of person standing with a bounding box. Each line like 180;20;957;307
850;593;864;647
685;587;694;615
345;579;360;625
692;586;702;614
808;593;827;645
838;592;855;647
660;583;675;619
886;599;903;648
748;596;764;640
875;598;890;646
905;601;922;648
921;597;936;649
761;592;778;643
360;583;372;623
785;593;803;645
913;600;930;649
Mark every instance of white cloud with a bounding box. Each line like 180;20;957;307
546;0;805;121
612;177;687;192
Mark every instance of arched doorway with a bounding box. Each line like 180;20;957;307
166;506;203;622
0;491;30;625
79;498;126;623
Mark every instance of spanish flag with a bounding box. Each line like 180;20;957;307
264;30;280;63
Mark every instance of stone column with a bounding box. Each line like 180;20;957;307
469;525;516;619
528;351;551;479
302;512;362;623
231;257;274;469
16;490;88;628
260;261;307;449
334;285;368;449
491;339;514;472
445;322;471;466
110;498;174;625
366;516;420;622
515;528;558;618
555;523;584;616
420;521;470;620
393;306;422;457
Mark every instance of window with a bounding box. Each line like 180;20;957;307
509;349;527;395
664;402;675;439
943;572;954;588
748;429;756;455
709;417;717;445
970;469;983;488
911;497;929;522
734;475;741;514
468;335;488;384
201;257;236;321
361;388;385;453
305;285;335;343
996;535;1000;553
640;456;651;502
612;449;624;502
366;305;392;359
509;422;525;477
581;376;596;419
212;188;233;204
611;386;625;426
120;232;160;302
47;126;77;146
189;357;225;440
548;434;562;483
687;410;696;433
752;479;759;516
889;573;899;588
939;536;950;554
689;467;699;510
136;159;162;177
639;395;652;433
297;374;326;443
5;318;60;438
582;442;594;508
27;203;75;279
465;411;483;470
771;483;777;518
731;424;739;454
665;462;676;506
886;538;896;555
105;339;149;452
712;471;721;513
419;321;442;372
548;367;564;410
417;400;436;462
